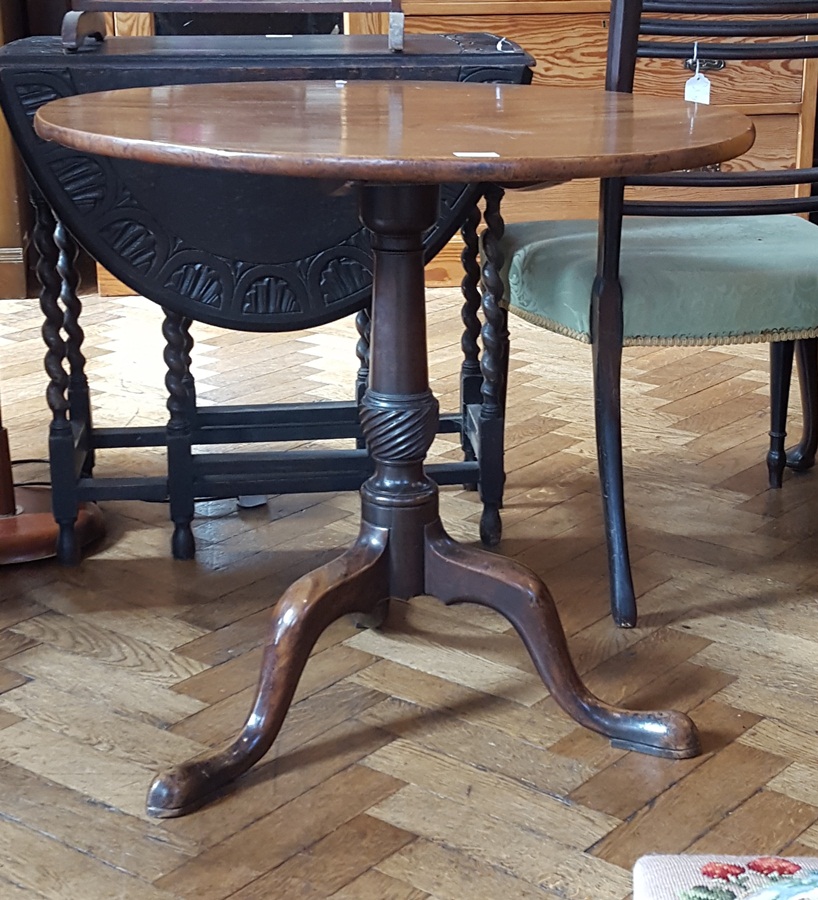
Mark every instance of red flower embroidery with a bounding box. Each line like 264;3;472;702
700;862;746;880
747;857;801;876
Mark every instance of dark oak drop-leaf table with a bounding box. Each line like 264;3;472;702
35;80;755;818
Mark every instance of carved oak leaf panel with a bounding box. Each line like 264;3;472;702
241;275;301;315
18;81;63;119
14;70;74;125
307;245;373;310
320;256;371;306
165;262;224;308
100;218;158;275
49;155;107;214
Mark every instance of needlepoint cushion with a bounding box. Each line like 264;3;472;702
499;215;818;347
633;854;818;900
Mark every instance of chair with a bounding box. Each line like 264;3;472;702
488;0;818;627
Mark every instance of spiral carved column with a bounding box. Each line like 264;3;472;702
55;220;94;477
459;200;482;479
354;307;371;404
163;307;196;560
357;183;441;599
33;193;69;437
20;190;103;564
354;307;371;449
360;390;439;468
474;184;508;545
32;189;81;561
180;317;196;419
479;184;509;418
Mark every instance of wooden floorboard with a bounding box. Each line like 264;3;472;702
0;289;816;898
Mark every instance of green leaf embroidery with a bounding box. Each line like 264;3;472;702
680;887;737;900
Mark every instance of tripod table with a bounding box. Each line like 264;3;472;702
35;79;755;817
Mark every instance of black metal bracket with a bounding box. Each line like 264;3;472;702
62;10;109;52
683;57;725;71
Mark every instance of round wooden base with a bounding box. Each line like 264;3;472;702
0;487;104;565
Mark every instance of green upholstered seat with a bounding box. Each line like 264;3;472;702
501;214;818;347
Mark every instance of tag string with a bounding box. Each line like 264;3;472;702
693;40;700;76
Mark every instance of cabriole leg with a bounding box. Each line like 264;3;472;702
147;526;389;817
425;522;699;758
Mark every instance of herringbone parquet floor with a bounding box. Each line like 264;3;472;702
0;287;816;899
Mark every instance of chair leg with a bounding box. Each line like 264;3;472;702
593;312;637;628
768;340;795;489
786;337;818;473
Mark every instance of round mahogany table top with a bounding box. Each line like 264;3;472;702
34;80;755;184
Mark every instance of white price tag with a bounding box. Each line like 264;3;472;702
685;41;712;104
685;72;711;104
